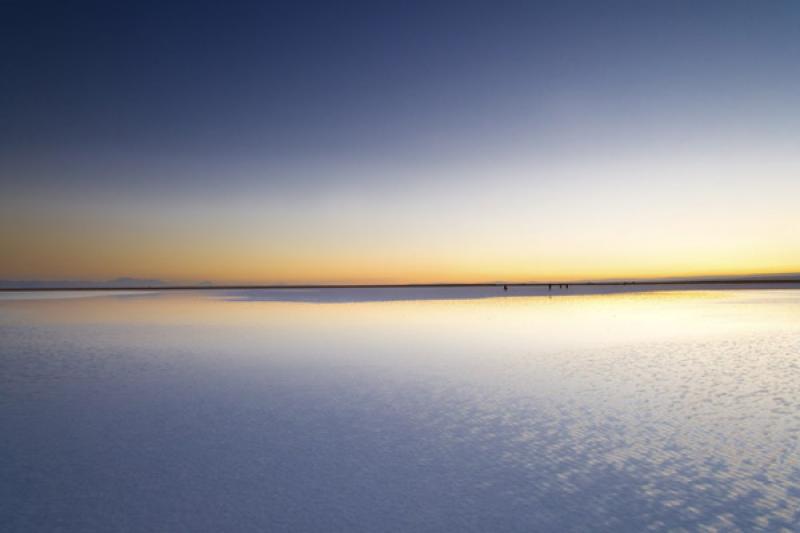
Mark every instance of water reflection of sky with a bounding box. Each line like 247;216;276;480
1;289;799;530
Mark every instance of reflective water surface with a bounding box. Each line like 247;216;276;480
1;289;799;531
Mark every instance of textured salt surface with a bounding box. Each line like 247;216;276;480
1;289;799;531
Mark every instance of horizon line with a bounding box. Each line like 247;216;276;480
2;278;800;292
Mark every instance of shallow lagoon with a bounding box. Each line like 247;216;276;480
1;288;799;531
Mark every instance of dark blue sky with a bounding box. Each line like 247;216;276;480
4;1;798;163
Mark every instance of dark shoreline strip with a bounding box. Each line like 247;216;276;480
2;279;800;292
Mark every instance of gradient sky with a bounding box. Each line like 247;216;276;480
2;1;799;283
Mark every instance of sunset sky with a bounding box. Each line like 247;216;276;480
2;1;799;284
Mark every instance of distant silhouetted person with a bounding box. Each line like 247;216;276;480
548;284;552;291
503;284;508;291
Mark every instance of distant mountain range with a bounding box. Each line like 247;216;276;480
0;278;167;289
583;273;800;283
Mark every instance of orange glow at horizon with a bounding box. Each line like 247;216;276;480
2;147;799;284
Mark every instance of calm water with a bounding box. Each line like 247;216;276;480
1;289;799;531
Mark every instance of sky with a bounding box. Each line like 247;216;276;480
2;0;799;284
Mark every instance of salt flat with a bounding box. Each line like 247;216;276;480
1;288;799;531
